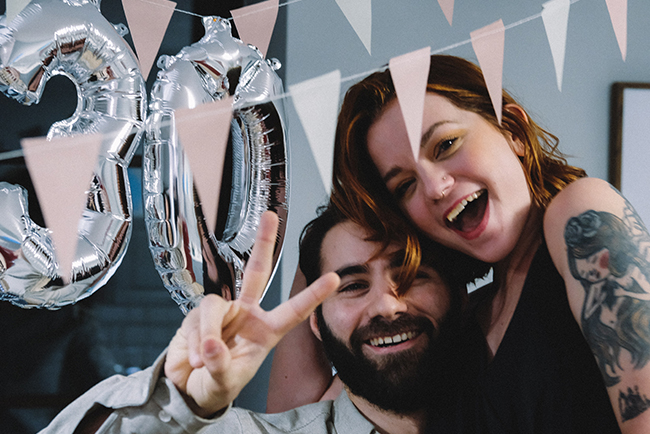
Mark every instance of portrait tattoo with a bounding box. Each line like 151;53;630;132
564;205;650;420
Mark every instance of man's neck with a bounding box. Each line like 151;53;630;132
347;390;427;434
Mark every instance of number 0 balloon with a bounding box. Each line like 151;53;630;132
0;0;146;308
143;17;288;313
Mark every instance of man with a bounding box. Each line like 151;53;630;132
40;208;468;434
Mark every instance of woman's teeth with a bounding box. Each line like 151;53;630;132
446;190;484;222
369;331;416;347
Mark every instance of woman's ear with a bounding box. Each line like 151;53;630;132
310;311;323;341
504;103;529;124
504;103;528;157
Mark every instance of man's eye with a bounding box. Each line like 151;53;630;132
339;282;367;293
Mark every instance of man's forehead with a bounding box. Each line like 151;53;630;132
320;221;404;274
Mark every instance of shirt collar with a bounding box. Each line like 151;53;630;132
332;391;379;434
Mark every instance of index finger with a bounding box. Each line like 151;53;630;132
239;211;279;305
269;272;340;337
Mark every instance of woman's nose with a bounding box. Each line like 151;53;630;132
417;161;450;202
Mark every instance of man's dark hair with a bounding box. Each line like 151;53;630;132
299;203;485;293
299;204;349;286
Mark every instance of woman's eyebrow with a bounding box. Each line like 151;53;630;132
420;120;453;149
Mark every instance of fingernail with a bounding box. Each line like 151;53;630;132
203;338;218;357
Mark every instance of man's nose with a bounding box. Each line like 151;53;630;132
366;282;408;321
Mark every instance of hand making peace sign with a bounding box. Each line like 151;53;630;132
164;211;340;417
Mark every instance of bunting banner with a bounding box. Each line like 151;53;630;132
471;19;505;124
122;0;176;80
334;0;372;55
231;0;279;58
289;69;342;193
21;134;103;283
389;46;431;160
437;0;454;26
605;0;627;61
541;0;570;91
174;96;234;233
5;0;31;24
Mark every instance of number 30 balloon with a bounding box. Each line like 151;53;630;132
143;16;288;313
0;0;145;308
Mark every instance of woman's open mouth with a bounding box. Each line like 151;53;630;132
445;189;488;235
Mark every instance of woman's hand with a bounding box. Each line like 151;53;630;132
164;211;340;417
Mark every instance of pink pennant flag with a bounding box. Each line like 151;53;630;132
289;70;341;193
122;0;176;80
389;47;431;159
231;0;279;58
334;0;372;55
605;0;627;61
6;0;31;24
437;0;454;26
542;0;570;91
175;96;233;233
471;20;505;124
21;134;103;283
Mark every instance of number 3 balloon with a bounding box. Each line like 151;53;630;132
0;0;146;308
143;16;288;313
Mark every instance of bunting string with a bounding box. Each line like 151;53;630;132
0;0;612;163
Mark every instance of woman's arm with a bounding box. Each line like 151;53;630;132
266;268;338;413
544;177;650;433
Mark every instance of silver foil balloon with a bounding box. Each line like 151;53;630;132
143;16;288;314
0;0;146;308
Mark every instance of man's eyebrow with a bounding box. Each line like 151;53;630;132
334;264;369;279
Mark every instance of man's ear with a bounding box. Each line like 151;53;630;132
503;103;528;157
310;311;323;342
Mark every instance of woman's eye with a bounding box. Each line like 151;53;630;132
434;137;457;159
414;271;434;282
394;179;415;200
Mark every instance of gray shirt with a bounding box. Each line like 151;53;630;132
39;352;378;434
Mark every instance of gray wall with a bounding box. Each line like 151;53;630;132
278;0;650;299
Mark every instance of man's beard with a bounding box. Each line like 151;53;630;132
316;308;460;415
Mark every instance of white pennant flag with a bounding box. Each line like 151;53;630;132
437;0;454;26
471;20;505;124
289;70;342;193
605;0;627;61
231;0;279;58
122;0;176;80
334;0;372;55
389;47;431;160
542;0;570;91
175;97;233;233
21;134;103;283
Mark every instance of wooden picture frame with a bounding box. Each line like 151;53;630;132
609;82;650;226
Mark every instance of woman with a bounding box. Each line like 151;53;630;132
269;55;650;433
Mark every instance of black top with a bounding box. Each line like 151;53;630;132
432;243;621;433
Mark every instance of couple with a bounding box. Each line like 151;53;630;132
42;54;650;433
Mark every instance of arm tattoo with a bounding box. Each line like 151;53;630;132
564;206;650;421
